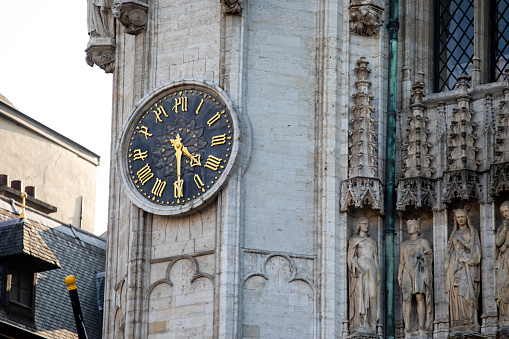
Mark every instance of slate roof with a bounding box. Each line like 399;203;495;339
0;202;106;339
0;218;60;271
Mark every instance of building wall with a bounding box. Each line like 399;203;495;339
0;114;98;233
102;0;509;338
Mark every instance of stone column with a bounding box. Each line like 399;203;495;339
480;201;498;338
433;199;450;339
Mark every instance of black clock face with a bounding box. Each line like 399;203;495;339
125;87;235;208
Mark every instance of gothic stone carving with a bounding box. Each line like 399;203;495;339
402;79;434;178
495;88;509;163
491;163;509;197
442;170;484;205
446;209;481;333
496;202;509;328
349;2;384;36
340;177;383;213
396;177;436;211
85;38;116;73
222;0;242;14
447;106;479;171
398;219;433;338
348;217;380;335
349;57;378;178
112;0;149;35
86;0;115;73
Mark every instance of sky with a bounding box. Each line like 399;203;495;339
1;2;113;235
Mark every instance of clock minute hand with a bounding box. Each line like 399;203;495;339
170;134;184;199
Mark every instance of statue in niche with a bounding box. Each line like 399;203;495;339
87;0;115;39
445;208;481;332
496;202;509;328
348;217;380;334
398;219;433;338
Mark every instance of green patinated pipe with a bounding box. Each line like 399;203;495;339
384;0;399;338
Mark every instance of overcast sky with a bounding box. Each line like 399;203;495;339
1;2;113;235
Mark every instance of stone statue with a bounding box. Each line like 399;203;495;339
87;0;115;39
398;219;433;338
445;208;481;333
496;201;509;328
348;217;380;334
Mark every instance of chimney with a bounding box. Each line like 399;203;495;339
11;180;23;191
25;186;37;199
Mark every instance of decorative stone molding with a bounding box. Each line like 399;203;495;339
340;177;383;213
349;57;378;178
490;163;509;197
396;177;436;211
495;89;509;163
85;37;116;73
349;1;384;36
112;0;149;35
402;78;433;178
446;103;479;171
222;0;242;14
441;170;484;204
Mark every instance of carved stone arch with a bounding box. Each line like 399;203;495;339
262;254;297;281
242;253;315;338
164;255;215;286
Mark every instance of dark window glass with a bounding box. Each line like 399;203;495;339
9;268;33;308
435;0;475;92
495;0;509;80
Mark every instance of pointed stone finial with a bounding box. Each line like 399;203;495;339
455;72;471;92
19;192;27;219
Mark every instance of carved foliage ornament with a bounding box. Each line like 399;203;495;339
349;2;384;37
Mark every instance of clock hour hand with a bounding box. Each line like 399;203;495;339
182;146;201;167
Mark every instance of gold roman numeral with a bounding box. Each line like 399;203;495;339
173;97;188;114
131;149;148;161
152;105;168;123
207;112;222;127
151;178;167;197
194;174;205;192
196;99;204;114
136;163;154;185
204;155;222;171
211;134;227;146
173;178;184;198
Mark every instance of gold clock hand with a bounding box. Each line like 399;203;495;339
182;146;201;166
170;134;184;198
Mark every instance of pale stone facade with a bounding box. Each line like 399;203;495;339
0;96;99;233
96;0;509;338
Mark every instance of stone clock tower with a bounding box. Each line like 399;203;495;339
88;0;509;338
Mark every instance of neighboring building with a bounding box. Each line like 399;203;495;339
91;1;509;339
0;94;106;338
0;194;106;338
0;94;99;233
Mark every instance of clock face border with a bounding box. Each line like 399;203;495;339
117;80;240;216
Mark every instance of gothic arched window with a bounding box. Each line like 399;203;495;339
434;0;509;92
